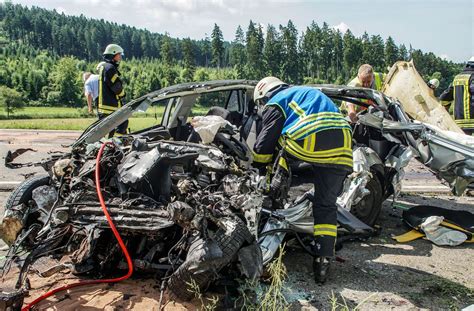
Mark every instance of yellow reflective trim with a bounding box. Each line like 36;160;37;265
290;119;350;140
453;74;471;119
289;100;306;117
111;73;119;83
285;139;352;157
441;100;452;107
344;128;352;149
252;151;273;163
314;230;337;237
278;157;288;171
303;134;310;152
314;224;337;230
285;148;353;167
98;66;104;109
287;112;344;133
310;133;316;151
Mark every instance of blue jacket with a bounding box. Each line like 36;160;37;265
267;86;351;140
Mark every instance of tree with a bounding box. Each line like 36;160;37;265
263;25;281;76
47;56;81;107
343;30;362;78
0;85;24;118
384;36;399;69
211;24;224;68
229;25;246;77
181;38;195;82
160;33;174;65
279;20;300;83
371;35;385;71
399;44;408;61
245;21;265;80
300;22;321;79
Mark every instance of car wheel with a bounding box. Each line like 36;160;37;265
1;175;51;245
350;173;383;226
5;175;51;210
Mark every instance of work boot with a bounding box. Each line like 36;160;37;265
313;256;331;284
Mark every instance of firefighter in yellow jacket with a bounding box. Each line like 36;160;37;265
344;64;385;123
439;57;474;135
252;77;353;283
97;44;128;138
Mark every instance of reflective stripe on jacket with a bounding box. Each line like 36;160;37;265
98;61;124;114
267;86;351;141
252;87;353;170
453;74;474;129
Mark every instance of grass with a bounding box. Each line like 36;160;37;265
329;291;376;311
260;244;289;311
0;117;160;131
0;106;211;130
0;106;166;120
186;278;219;311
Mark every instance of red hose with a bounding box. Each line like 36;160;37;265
22;142;133;311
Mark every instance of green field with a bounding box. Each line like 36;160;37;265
0;106;165;120
0;106;210;130
0;117;161;131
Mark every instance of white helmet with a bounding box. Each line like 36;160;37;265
103;44;124;56
428;78;440;89
254;77;287;103
469;56;474;63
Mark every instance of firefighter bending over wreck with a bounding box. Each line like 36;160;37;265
251;77;353;283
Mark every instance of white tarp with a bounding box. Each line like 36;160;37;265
383;61;464;134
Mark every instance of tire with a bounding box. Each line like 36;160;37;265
167;218;251;301
350;174;383;226
5;174;51;212
2;175;51;245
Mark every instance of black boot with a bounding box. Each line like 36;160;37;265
313;256;331;284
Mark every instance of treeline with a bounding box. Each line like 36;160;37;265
0;2;463;111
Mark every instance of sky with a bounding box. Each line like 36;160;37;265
4;0;473;63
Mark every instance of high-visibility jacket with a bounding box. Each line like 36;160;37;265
98;60;125;114
348;72;385;91
342;72;385;113
439;66;474;131
252;86;353;170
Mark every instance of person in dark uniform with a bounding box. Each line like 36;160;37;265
439;56;474;135
97;44;128;138
252;77;353;283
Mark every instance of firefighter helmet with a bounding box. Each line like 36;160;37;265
254;77;287;103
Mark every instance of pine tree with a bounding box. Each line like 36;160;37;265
263;25;281;76
245;21;265;80
181;38;195;82
211;24;224;68
399;44;408;61
384;36;399;68
229;25;246;78
160;33;174;65
343;30;362;78
279;20;300;83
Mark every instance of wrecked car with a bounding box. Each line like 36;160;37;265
1;80;473;308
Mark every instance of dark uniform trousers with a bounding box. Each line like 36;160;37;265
253;104;352;258
312;165;347;257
